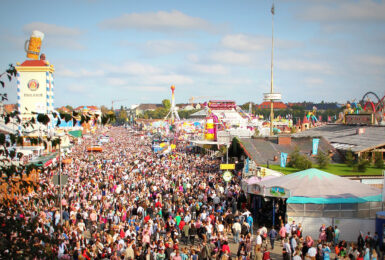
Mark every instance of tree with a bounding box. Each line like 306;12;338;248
162;99;171;110
116;106;128;125
345;150;355;167
65;105;73;111
288;147;312;170
316;151;330;169
100;105;110;114
353;158;370;173
374;152;384;169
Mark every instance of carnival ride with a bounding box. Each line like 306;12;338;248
306;106;318;123
340;91;385;124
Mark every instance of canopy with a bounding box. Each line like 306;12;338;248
68;130;82;138
257;168;382;204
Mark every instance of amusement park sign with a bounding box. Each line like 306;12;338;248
345;114;374;125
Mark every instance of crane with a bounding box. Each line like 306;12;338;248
111;99;129;111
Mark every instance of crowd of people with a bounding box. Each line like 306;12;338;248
0;127;254;259
0;126;382;260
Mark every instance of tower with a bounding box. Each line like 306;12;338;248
16;57;55;121
165;85;180;124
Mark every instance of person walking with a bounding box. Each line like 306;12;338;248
268;227;278;250
232;220;242;244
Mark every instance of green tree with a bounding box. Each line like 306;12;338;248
116;106;128;125
316;151;330;169
162;99;171;110
353;158;370;172
288;147;312;170
65;105;74;111
374;152;384;169
345;150;355;167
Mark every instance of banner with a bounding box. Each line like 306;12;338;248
280;152;288;168
245;157;249;173
312;138;320;155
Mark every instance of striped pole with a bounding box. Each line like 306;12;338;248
46;71;50;113
51;73;54;110
16;72;21;133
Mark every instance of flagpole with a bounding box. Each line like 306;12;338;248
270;3;275;136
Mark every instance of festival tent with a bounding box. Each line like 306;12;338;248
256;168;381;205
256;168;383;241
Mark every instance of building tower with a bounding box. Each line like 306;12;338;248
16;56;55;122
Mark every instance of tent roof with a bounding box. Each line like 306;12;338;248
257;168;381;203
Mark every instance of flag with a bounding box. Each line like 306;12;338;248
280;152;288;168
312;138;320;155
271;4;275;15
245;157;250;173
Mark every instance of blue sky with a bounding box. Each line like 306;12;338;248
1;0;385;108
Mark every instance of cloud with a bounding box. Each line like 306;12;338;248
100;62;162;76
132;86;167;92
357;55;385;66
220;34;267;52
303;77;324;85
143;40;196;56
189;64;229;75
56;67;105;78
209;51;252;65
23;22;83;36
277;59;334;74
220;34;301;52
298;0;385;22
100;10;218;33
66;84;89;93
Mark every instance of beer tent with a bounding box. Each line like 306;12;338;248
256;168;383;241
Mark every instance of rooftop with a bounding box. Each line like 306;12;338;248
293;124;385;153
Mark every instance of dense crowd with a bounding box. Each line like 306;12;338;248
0;127;382;260
0;127;251;259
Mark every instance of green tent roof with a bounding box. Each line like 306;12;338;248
68;130;82;138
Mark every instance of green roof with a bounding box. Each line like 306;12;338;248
68;130;82;138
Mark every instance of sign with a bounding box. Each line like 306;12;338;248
263;93;282;101
27;79;39;91
53;175;68;186
280;152;288;168
265;186;290;198
223;171;232;182
220;164;235;170
345;114;374;125
312;138;320;155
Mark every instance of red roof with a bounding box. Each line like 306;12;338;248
4;104;17;113
20;60;49;67
256;102;287;110
74;106;100;111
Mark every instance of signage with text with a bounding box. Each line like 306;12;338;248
220;164;235;170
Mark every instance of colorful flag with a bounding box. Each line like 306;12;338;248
312;138;320;155
280;152;288;168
